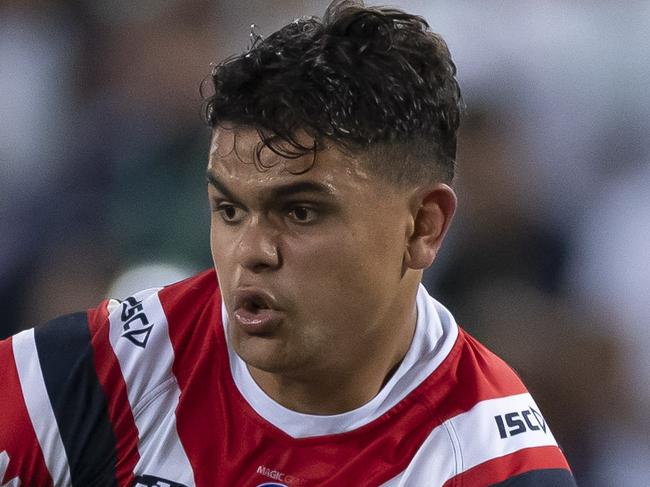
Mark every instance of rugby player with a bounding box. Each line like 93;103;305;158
0;1;576;485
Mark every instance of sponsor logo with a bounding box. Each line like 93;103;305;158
132;474;188;487
256;465;304;486
0;451;21;487
494;406;548;439
120;296;154;348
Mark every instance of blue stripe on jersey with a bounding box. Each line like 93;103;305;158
34;312;118;487
490;468;577;486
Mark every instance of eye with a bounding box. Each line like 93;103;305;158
215;203;246;224
288;206;317;224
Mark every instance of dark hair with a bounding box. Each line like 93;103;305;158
203;0;462;184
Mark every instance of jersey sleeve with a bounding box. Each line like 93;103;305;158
383;327;576;487
488;468;577;486
444;392;576;486
383;391;576;487
0;332;55;486
0;308;135;487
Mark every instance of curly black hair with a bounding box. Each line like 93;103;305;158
203;0;462;185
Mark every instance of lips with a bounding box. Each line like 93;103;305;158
233;288;279;311
232;289;283;334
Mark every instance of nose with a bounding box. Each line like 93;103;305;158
235;218;282;273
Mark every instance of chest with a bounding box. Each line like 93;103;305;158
129;373;439;487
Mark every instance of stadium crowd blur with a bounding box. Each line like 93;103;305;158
1;0;648;484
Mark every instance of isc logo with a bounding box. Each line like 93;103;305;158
120;296;154;348
494;407;547;439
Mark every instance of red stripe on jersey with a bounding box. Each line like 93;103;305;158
87;303;140;487
442;445;571;487
0;337;53;486
231;397;437;486
414;330;528;422
160;270;225;486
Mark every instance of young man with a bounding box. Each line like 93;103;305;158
0;1;575;486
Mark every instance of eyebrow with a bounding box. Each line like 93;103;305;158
206;170;238;201
206;169;336;202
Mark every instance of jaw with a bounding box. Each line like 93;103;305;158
232;286;420;415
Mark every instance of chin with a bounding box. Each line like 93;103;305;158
233;334;296;374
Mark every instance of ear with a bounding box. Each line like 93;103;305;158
404;184;457;270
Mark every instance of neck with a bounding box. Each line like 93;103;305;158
248;297;418;415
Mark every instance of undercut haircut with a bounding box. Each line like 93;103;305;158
203;0;462;185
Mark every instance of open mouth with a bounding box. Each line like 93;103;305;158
233;289;278;315
241;295;270;313
232;290;281;331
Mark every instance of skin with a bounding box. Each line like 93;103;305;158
208;126;456;415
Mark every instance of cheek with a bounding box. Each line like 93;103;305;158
287;227;404;314
210;222;236;282
210;225;224;284
209;222;221;265
342;219;406;278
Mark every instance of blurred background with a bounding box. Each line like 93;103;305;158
1;0;648;484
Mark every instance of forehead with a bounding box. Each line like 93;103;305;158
208;127;373;190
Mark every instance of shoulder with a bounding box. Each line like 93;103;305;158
96;268;222;407
401;325;575;486
0;311;110;485
105;268;219;349
0;269;222;486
